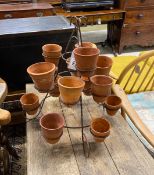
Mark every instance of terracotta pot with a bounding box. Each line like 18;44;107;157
27;62;56;92
42;44;62;58
104;95;122;116
92;94;106;104
75;42;97;48
43;53;61;67
90;118;110;142
76;67;96;78
90;75;113;98
40;113;64;144
58;76;85;105
20;93;39;115
81;76;91;90
95;55;113;76
73;47;100;70
49;75;61;97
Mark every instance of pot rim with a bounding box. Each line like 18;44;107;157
97;55;113;68
42;44;62;53
40;112;64;131
104;95;122;108
27;62;56;76
96;65;112;70
75;42;97;48
42;53;61;58
20;93;39;106
73;47;100;57
90;75;113;86
90;117;110;135
58;76;85;89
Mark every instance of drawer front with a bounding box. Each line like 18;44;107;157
121;24;154;46
125;8;154;24
0;10;53;19
69;13;123;25
126;0;154;7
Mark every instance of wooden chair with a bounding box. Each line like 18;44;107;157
0;78;19;174
112;50;154;156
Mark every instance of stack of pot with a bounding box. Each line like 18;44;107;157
90;55;113;100
73;42;100;94
95;55;113;76
42;44;62;67
27;62;56;92
73;45;100;77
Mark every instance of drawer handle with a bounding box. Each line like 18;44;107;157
4;14;12;18
137;14;144;19
136;31;141;35
36;12;43;17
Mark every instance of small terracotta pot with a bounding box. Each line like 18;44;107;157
42;44;62;58
81;76;91;90
95;55;113;76
40;113;64;144
75;42;97;48
90;75;113;98
20;93;39;115
49;75;61;97
27;62;56;92
58;76;85;105
90;118;110;142
43;53;61;67
104;95;122;116
73;47;100;70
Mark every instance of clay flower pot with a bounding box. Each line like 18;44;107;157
42;44;62;58
90;75;113;103
49;75;61;97
43;53;61;67
104;95;122;116
58;76;85;105
75;42;97;48
40;113;64;144
90;118;110;142
76;67;96;78
73;47;100;70
95;55;113;76
81;76;91;91
27;62;56;92
20;93;39;115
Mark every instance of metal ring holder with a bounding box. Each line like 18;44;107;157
22;16;91;158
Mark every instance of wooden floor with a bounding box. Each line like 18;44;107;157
27;84;154;175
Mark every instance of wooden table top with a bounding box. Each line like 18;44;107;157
0;16;74;38
27;84;154;175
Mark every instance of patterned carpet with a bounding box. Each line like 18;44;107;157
2;123;26;175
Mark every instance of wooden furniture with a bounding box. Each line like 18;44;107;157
0;78;7;105
55;5;125;25
26;83;154;175
0;16;75;91
0;78;15;175
0;3;55;19
112;50;154;155
112;0;154;53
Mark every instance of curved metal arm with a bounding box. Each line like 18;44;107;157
61;52;72;62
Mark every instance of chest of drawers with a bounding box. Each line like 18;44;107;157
0;3;55;19
113;0;154;53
